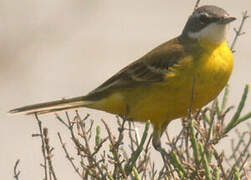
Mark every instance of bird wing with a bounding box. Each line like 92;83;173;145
85;37;187;100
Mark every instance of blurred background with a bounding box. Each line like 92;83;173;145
1;0;250;179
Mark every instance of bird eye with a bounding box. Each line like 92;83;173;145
199;14;209;23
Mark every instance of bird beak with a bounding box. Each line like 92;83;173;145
218;16;236;24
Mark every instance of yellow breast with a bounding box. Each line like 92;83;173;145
192;41;234;109
88;40;233;131
127;40;233;129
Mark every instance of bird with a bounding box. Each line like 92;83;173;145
9;5;236;151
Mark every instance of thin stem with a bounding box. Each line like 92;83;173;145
231;11;249;52
34;113;48;180
43;128;57;180
194;0;201;10
13;159;21;180
57;132;83;179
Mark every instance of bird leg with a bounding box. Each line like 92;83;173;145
152;130;171;163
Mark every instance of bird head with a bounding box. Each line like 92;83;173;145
182;5;236;44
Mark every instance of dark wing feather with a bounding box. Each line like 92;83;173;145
85;37;187;101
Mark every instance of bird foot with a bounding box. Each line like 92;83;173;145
152;135;171;161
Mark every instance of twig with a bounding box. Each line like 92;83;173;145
229;131;248;160
75;113;93;165
55;113;69;128
205;101;216;147
186;75;197;163
115;117;126;149
128;121;136;152
43;128;57;180
189;121;199;167
125;121;150;175
228;134;251;179
188;75;196;120
221;85;230;113
224;85;249;135
194;0;201;10
213;150;227;180
231;11;249;52
199;143;212;180
34;113;48;180
101;119;127;178
239;154;250;174
132;167;141;180
57;132;83;178
61;112;106;179
13;159;21;180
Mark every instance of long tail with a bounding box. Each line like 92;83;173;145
9;96;90;115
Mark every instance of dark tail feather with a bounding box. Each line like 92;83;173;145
9;96;90;115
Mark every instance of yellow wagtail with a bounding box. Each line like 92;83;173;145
9;5;236;150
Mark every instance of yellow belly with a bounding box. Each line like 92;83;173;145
88;41;233;131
